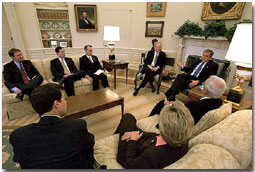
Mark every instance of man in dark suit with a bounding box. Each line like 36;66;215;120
165;49;218;101
10;83;95;169
79;11;95;29
3;48;43;101
51;46;85;96
80;45;109;91
149;75;226;124
133;42;166;96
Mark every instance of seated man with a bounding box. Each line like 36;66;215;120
10;83;95;169
133;42;166;96
51;46;85;96
114;101;194;169
3;48;43;101
165;49;218;101
79;45;109;91
149;75;226;124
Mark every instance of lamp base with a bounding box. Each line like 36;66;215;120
224;86;245;107
109;54;115;61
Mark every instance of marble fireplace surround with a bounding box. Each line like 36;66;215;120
176;36;235;89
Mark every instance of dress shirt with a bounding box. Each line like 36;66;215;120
151;51;159;67
87;55;94;63
11;61;31;93
58;57;71;73
40;114;61;119
190;61;207;77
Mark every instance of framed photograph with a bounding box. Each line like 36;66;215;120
74;4;98;32
201;2;245;20
145;21;164;37
59;41;68;48
50;40;57;48
147;2;167;17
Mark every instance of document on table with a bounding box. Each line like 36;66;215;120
94;69;105;75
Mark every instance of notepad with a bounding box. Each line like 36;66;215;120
94;69;105;75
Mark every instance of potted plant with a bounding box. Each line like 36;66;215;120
203;20;228;39
174;20;203;37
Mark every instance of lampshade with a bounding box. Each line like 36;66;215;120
225;23;252;68
103;26;120;41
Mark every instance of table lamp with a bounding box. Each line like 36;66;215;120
224;23;252;108
103;26;120;62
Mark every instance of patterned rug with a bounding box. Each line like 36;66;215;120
2;126;21;169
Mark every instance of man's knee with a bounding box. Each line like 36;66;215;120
122;113;136;122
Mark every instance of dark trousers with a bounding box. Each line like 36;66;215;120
18;74;43;95
63;72;83;96
149;99;165;117
90;73;109;91
114;113;157;168
165;73;197;98
139;66;161;88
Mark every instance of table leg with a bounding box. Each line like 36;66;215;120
121;100;124;116
126;65;128;85
114;68;116;89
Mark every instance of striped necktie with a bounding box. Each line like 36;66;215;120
19;62;30;84
193;62;205;78
60;58;70;75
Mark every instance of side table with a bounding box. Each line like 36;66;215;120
188;86;252;112
102;60;129;89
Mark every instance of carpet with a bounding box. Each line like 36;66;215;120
2;126;21;169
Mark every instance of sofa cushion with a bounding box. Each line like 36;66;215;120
166;144;240;169
189;110;252;169
191;103;232;138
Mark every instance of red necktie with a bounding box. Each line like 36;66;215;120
19;62;30;85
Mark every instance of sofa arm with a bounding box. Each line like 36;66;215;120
166;144;240;169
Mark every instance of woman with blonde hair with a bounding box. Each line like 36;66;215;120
114;101;194;169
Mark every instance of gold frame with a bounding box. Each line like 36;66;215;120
201;2;245;21
145;21;164;37
147;2;167;17
74;4;98;32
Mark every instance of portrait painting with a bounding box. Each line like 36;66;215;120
201;2;245;20
145;21;164;37
147;2;167;17
74;4;98;32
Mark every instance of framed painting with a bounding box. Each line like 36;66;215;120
74;4;98;32
145;21;164;37
147;2;167;17
201;2;245;20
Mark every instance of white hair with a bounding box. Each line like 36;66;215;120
204;75;226;99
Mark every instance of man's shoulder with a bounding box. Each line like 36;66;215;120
50;58;59;63
61;118;87;126
11;124;35;137
4;61;14;68
80;55;87;59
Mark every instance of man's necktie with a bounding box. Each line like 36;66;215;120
153;53;158;67
60;58;70;75
19;62;30;85
89;56;93;63
193;62;204;78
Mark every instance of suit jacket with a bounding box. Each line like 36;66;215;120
3;60;41;91
10;116;95;169
79;19;94;29
144;50;166;70
119;137;188;169
185;98;222;124
79;55;103;76
182;60;218;84
50;57;79;82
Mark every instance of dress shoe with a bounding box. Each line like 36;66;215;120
155;123;159;129
151;87;155;93
133;89;139;96
16;92;24;101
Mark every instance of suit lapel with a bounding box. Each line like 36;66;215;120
11;61;23;77
199;60;211;76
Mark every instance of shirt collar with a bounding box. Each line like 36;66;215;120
41;114;61;119
200;96;211;100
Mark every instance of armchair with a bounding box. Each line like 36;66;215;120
134;53;175;94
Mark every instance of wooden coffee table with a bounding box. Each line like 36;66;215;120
188;86;252;112
64;88;124;119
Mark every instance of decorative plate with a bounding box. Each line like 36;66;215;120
61;22;69;29
64;32;72;38
42;22;50;29
53;32;62;39
52;22;59;29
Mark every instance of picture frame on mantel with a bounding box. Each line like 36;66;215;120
147;2;167;17
74;4;98;32
145;21;164;37
201;2;245;20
